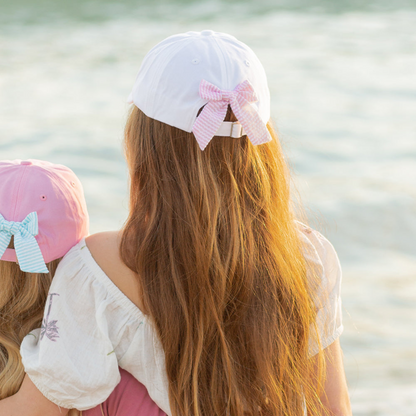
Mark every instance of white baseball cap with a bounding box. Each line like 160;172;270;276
128;30;272;150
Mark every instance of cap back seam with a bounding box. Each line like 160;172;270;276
11;165;28;220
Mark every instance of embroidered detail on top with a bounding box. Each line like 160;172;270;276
40;293;60;342
81;245;87;250
137;321;143;330
107;350;115;356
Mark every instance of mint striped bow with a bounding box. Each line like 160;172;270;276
0;212;49;273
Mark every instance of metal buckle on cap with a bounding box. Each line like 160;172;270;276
214;121;245;138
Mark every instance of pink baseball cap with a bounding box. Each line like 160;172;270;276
0;160;89;272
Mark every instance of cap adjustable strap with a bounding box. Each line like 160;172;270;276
193;79;271;150
215;122;246;138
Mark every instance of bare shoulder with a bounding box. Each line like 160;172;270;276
86;230;120;257
85;231;145;312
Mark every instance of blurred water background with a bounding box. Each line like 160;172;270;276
1;0;416;414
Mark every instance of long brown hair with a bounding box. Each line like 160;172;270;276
121;106;326;416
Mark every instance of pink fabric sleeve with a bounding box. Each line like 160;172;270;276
83;368;167;416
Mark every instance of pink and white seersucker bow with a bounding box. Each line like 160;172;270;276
192;79;271;151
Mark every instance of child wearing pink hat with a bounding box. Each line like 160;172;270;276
0;159;165;416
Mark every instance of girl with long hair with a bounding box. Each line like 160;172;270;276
0;31;351;415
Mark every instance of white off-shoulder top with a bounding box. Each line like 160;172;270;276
20;223;343;413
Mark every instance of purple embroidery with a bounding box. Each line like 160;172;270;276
40;293;60;342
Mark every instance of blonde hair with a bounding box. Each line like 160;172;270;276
121;106;326;416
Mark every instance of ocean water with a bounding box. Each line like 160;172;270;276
1;1;416;414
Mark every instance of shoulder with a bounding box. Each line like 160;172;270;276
296;221;340;268
85;231;145;312
296;223;345;353
295;221;342;295
85;231;121;264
